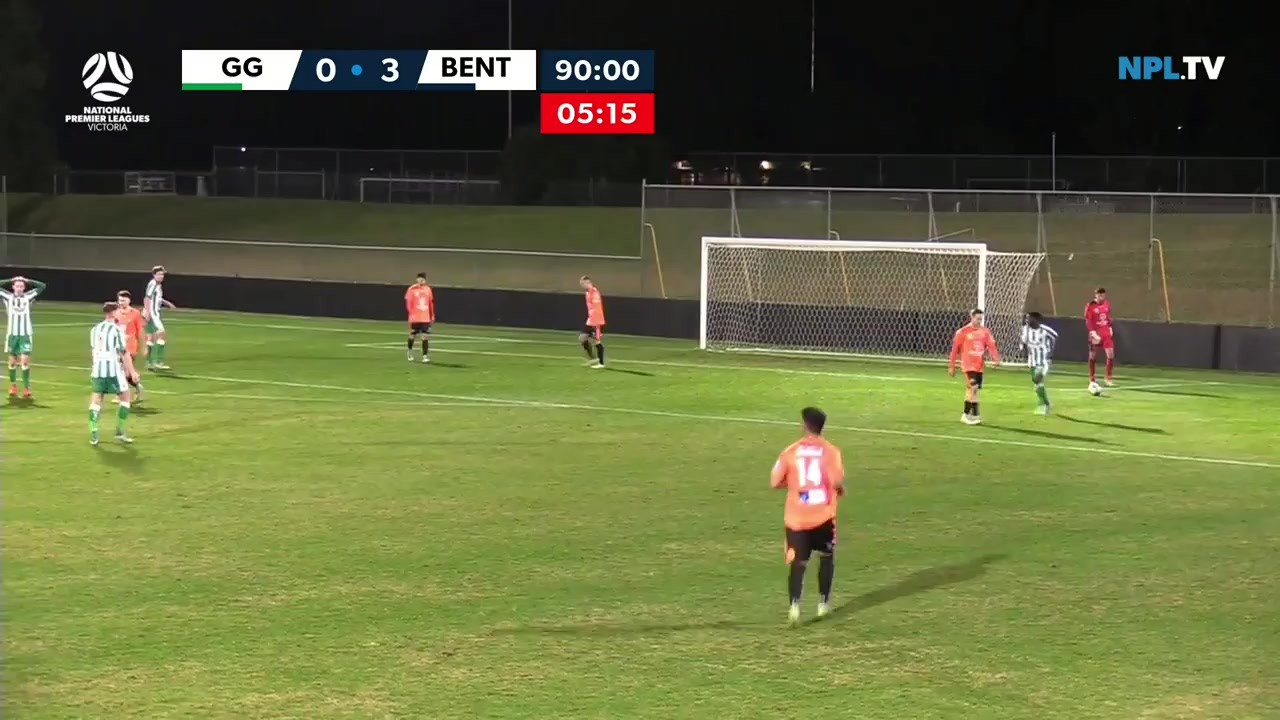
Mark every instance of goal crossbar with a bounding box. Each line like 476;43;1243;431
698;236;1044;362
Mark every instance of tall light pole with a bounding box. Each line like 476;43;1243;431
810;0;815;92
507;0;513;139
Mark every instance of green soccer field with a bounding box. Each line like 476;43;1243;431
4;303;1279;719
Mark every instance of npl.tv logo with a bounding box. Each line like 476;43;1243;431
67;51;151;132
1118;56;1225;80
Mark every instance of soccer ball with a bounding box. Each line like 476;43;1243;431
1088;381;1103;396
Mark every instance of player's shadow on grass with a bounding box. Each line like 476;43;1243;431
149;372;194;381
816;553;1007;624
1129;387;1227;399
1056;414;1166;434
130;405;161;416
606;366;654;377
95;444;144;471
424;360;469;369
982;424;1109;444
6;398;51;410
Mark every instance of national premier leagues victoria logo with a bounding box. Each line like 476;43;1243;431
82;51;133;101
65;51;152;132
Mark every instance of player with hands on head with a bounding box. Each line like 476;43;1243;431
949;308;1000;425
0;275;46;399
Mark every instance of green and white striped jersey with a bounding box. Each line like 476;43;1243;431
145;279;164;319
89;320;127;378
1;288;40;338
1021;324;1058;367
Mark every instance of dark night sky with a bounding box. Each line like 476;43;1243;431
38;0;1278;169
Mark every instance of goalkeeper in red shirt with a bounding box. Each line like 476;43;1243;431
1085;287;1115;386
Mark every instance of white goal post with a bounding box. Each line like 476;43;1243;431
698;236;1046;362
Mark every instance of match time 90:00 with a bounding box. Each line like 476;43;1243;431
554;58;642;82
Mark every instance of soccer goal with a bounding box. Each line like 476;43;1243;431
699;236;1046;362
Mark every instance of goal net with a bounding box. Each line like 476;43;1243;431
699;237;1045;361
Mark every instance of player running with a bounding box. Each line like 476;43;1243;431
1085;287;1115;387
0;275;46;399
1020;312;1058;415
89;302;140;446
949;308;1000;425
143;265;177;370
771;407;845;625
579;275;606;369
405;273;436;363
114;290;147;402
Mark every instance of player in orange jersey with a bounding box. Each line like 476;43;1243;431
579;275;606;369
771;407;846;625
114;290;146;402
1084;287;1115;386
405;273;435;363
949;308;1000;425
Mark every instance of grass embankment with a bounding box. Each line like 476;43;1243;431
5;194;1274;324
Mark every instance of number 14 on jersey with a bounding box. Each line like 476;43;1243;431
796;458;829;505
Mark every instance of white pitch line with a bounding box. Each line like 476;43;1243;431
343;342;1214;393
36;309;1277;390
37;311;548;344
28;378;525;408
33;363;1279;470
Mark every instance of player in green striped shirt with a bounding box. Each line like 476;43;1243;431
1020;312;1059;415
143;265;177;370
89;302;140;445
1;276;47;399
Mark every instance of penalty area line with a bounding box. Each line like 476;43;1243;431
35;364;1280;470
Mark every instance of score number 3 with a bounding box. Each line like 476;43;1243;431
315;58;400;83
796;458;829;505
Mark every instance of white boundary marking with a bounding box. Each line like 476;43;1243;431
29;379;524;408
342;342;1214;394
33;308;1280;390
32;364;1279;469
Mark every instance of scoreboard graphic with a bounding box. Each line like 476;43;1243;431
180;49;655;134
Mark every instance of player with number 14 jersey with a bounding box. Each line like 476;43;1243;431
771;407;845;625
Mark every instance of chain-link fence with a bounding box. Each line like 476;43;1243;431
640;185;1280;326
679;153;1280;194
212;146;502;180
3;173;1277;325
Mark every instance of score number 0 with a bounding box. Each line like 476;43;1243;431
314;57;400;83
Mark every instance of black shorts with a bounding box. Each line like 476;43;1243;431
409;322;432;334
785;520;836;563
965;371;983;389
581;325;602;341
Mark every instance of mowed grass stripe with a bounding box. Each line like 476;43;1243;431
35;305;1278;389
34;363;1280;470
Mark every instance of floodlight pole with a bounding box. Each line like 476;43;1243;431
506;0;513;139
809;0;816;93
1051;132;1056;190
